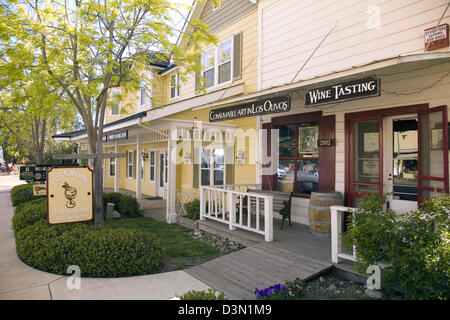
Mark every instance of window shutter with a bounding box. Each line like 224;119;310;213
193;147;200;188
126;152;129;178
233;32;243;81
133;150;137;179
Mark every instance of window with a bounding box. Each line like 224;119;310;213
149;150;155;181
201;148;225;186
138;71;152;109
109;153;115;177
170;73;180;99
110;90;121;116
277;122;319;195
202;39;232;89
127;151;134;178
164;150;168;184
111;103;120;116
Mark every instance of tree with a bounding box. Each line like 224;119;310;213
2;0;217;228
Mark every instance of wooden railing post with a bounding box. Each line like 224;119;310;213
264;196;273;242
200;187;206;221
330;206;340;263
228;191;236;231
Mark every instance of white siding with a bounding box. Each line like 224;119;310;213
260;0;450;90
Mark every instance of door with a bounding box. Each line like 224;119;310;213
418;106;449;203
349;117;383;207
384;115;418;212
158;152;165;197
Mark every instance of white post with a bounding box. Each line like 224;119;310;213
331;206;340;264
114;141;120;192
166;129;177;224
136;135;142;210
264;196;273;242
228;191;236;231
200;187;206;221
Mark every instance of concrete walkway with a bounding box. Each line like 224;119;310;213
0;174;210;300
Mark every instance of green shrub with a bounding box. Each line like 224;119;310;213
343;194;450;300
103;192;140;218
184;199;200;220
16;220;163;277
12;197;47;233
179;288;228;300
10;183;43;206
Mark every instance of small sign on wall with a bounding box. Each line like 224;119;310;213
47;166;93;225
425;24;449;51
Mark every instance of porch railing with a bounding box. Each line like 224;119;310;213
219;184;261;192
199;186;273;242
330;205;358;264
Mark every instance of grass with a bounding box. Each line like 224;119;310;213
104;217;219;259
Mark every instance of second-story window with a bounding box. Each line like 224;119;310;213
170;73;180;99
110;89;121;116
202;38;233;89
138;71;152;109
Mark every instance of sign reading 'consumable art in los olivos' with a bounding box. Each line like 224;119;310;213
209;96;291;122
305;77;380;107
47;167;93;225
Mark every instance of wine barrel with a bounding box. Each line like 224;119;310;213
308;192;343;237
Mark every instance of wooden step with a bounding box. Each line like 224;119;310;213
333;261;368;284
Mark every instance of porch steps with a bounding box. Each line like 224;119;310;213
197;220;262;247
186;220;333;300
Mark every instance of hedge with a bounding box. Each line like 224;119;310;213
103;192;140;218
12;197;47;233
16;220;164;277
10;183;44;206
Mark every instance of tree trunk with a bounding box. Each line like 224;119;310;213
93;139;104;229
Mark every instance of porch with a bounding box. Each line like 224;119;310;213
186;218;333;300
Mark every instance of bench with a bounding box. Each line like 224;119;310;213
237;190;293;230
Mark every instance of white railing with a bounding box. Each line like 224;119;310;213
199;186;273;242
219;184;261;193
330;205;358;264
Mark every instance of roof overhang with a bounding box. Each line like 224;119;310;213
189;51;450;111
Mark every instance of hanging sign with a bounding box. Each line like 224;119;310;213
19;166;35;181
47;166;93;225
305;77;380;107
107;130;128;141
209;96;291;122
425;24;449;51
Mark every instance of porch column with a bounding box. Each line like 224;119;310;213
114;141;119;193
136;134;142;209
166;128;177;224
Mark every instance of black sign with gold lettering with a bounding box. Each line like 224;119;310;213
306;77;380;106
209;96;291;122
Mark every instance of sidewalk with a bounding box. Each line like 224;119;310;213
0;174;210;300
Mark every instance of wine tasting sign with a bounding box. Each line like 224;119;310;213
47;166;93;225
306;77;380;106
209;96;291;122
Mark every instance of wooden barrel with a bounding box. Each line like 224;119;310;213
308;192;343;237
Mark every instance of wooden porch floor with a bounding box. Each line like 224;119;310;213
185;218;333;300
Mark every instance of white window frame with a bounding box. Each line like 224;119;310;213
149;150;155;182
212;4;218;12
170;73;180;100
202;37;233;90
110;89;121;116
109;152;115;177
200;147;225;187
138;71;152;110
127;150;134;179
